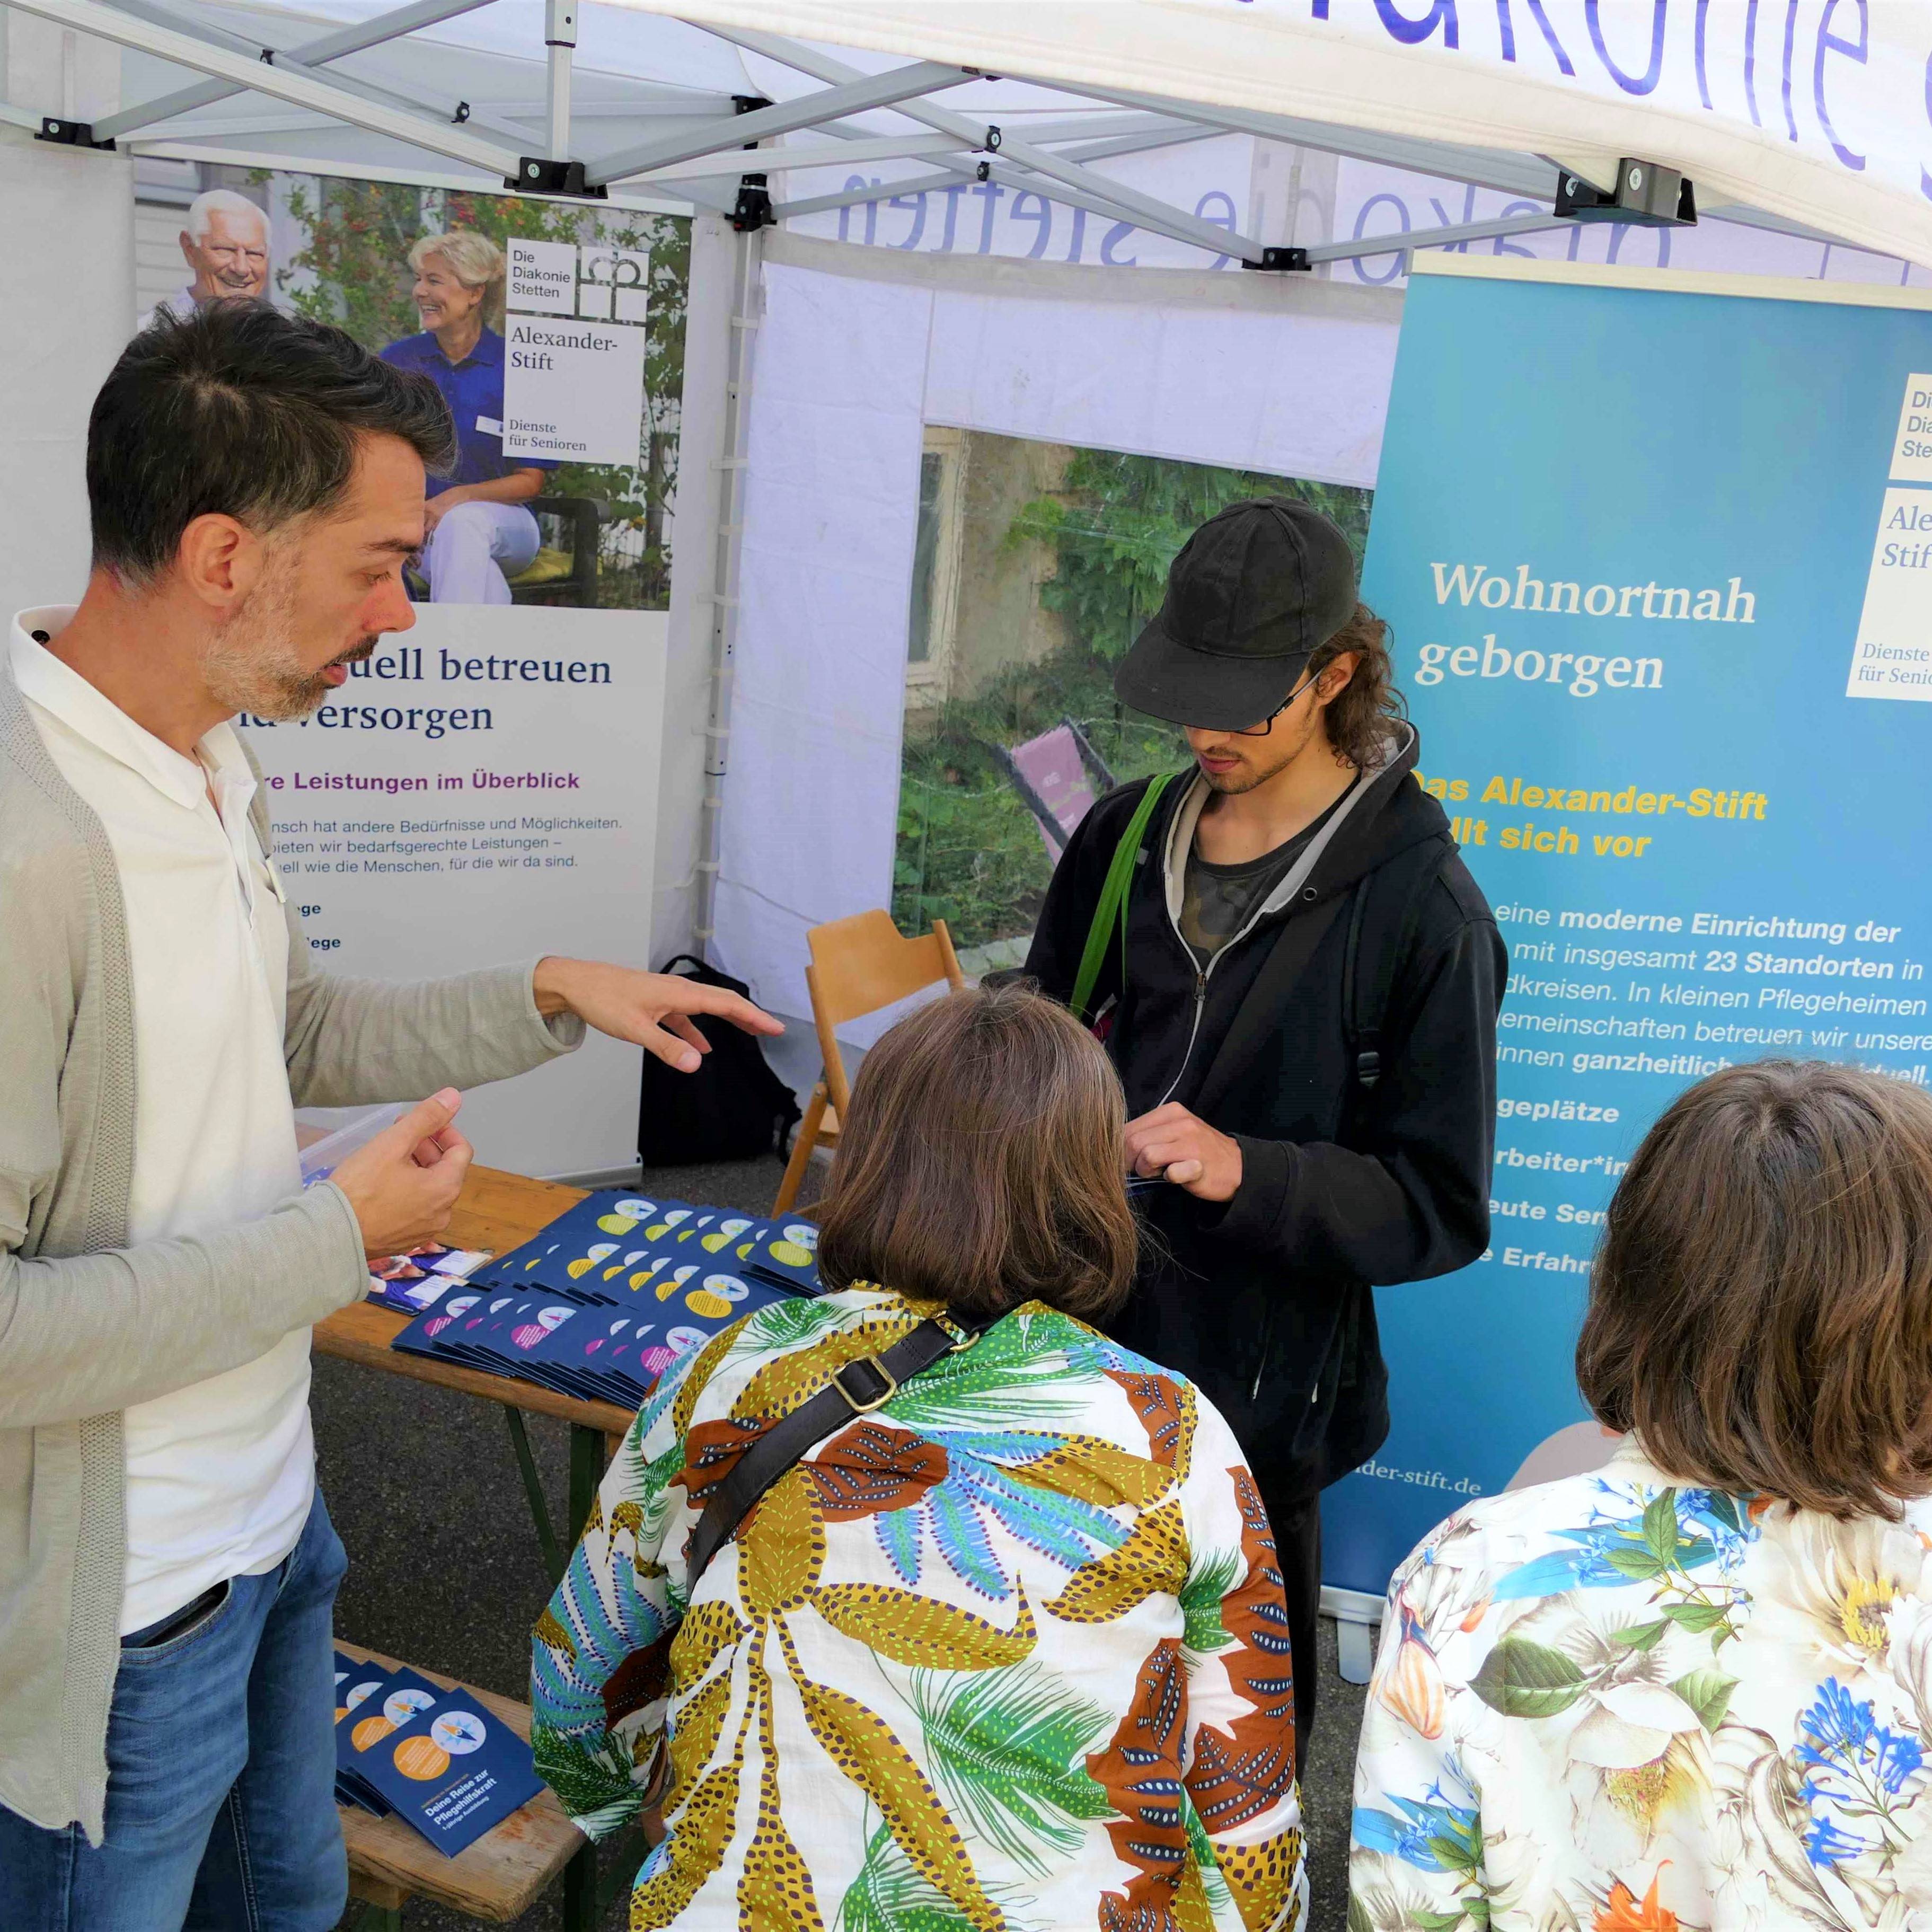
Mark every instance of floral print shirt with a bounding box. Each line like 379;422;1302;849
532;1285;1308;1931
1351;1440;1932;1931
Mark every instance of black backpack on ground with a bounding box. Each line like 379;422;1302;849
636;955;801;1167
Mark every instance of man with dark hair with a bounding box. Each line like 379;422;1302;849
0;301;779;1927
1024;498;1505;1758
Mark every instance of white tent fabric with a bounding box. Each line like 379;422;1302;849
610;0;1932;271
714;260;935;1036
925;279;1398;484
712;240;1401;1030
0;139;133;621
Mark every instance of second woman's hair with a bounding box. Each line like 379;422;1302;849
1577;1058;1932;1519
813;983;1137;1322
407;230;506;325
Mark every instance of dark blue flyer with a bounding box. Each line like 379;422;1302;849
357;1694;546;1858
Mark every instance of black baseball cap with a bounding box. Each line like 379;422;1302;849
1114;497;1359;730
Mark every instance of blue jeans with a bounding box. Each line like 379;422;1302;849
0;1492;350;1931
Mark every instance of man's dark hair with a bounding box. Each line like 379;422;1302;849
1311;602;1407;767
88;299;455;586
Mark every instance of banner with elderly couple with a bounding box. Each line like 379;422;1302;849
133;171;686;1175
1334;253;1932;1595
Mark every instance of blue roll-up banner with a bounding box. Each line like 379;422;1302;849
1324;255;1932;1598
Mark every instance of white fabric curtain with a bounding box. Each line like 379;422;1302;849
712;244;1401;1030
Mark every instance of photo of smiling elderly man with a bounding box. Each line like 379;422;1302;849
136;188;273;334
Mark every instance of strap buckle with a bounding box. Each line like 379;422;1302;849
831;1355;899;1413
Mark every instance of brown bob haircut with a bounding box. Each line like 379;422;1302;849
813;983;1139;1324
1577;1058;1932;1519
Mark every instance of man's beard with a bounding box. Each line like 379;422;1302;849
1199;719;1317;795
201;571;376;721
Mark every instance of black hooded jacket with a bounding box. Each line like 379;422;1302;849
1022;725;1506;1496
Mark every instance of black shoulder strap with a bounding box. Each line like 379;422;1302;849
1344;835;1452;1093
684;1311;990;1587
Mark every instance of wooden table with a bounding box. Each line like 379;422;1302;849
316;1164;641;1578
317;1165;642;1930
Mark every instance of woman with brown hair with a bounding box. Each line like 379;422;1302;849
533;983;1307;1931
1352;1059;1932;1931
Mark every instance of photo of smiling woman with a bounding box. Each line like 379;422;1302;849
379;230;558;604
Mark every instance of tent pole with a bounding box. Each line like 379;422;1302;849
1309;211;1577;263
690;219;764;958
584;61;967;190
544;0;574;160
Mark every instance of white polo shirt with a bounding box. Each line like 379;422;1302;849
11;608;317;1634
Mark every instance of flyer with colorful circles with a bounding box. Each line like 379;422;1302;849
357;1691;545;1858
473;1192;823;1303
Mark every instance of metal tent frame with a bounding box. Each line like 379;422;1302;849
6;0;1858;257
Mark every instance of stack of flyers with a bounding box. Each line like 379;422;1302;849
367;1243;493;1314
477;1193;823;1305
330;1651;544;1856
333;1651;442;1815
390;1270;797;1408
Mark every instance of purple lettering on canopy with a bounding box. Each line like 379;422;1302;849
1585;0;1666;95
1010;190;1052;259
1814;0;1868;170
1374;0;1459;47
1780;0;1802;141
1195;189;1237;271
1524;0;1575;75
1693;0;1715;108
890;190;928;249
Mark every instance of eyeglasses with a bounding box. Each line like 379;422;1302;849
1229;667;1318;736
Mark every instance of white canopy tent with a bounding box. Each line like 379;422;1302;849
4;0;1929;1001
5;0;1929;1639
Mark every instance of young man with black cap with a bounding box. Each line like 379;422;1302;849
1023;498;1505;1754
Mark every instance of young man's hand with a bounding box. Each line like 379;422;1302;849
1124;1102;1244;1202
332;1088;474;1258
532;957;783;1074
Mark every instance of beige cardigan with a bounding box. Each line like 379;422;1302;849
0;651;583;1841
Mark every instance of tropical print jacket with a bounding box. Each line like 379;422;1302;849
1351;1440;1932;1931
531;1284;1307;1931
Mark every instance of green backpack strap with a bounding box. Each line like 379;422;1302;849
1070;770;1180;1024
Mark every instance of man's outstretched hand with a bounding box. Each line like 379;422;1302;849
533;957;783;1074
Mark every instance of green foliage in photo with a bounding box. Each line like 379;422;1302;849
1005;449;1372;661
894;447;1373;951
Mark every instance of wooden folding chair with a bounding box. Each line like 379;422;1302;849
771;910;964;1215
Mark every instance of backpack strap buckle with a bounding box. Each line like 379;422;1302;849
831;1355;899;1413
